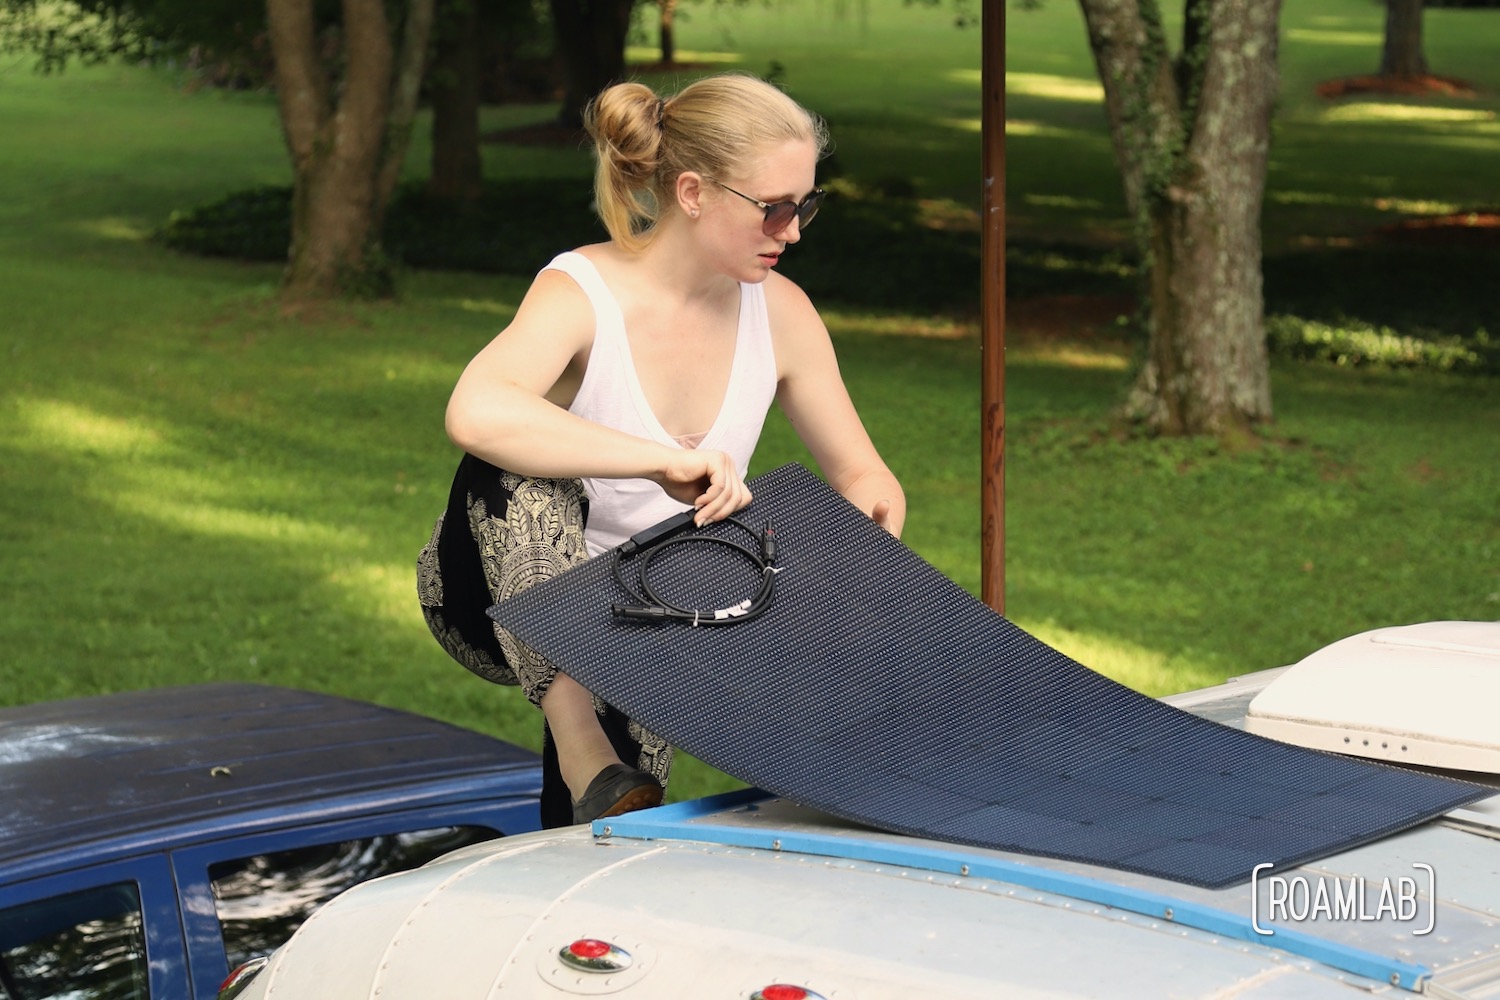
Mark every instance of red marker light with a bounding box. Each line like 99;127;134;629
755;986;823;1000
217;957;269;1000
558;938;632;973
568;939;611;960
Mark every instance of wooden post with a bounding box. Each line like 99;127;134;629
980;0;1007;614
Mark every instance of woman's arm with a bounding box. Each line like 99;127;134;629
767;276;906;537
445;269;751;523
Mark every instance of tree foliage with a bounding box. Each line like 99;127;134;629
0;0;273;70
0;0;148;69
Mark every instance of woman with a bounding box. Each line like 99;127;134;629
418;73;904;829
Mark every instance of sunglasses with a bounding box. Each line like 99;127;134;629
709;178;826;237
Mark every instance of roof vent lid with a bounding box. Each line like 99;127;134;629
1245;621;1500;775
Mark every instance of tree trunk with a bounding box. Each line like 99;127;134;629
430;0;484;201
378;0;439;225
265;0;435;299
550;0;635;128
1380;0;1427;79
659;0;676;65
1080;0;1277;437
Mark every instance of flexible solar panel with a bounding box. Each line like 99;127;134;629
489;463;1489;887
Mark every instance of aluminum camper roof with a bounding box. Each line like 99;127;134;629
232;661;1500;999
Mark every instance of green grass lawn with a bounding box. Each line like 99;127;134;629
2;2;1497;801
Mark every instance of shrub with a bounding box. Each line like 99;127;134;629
156;180;607;275
159;185;291;261
1265;315;1494;374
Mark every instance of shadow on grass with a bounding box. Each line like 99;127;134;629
156;177;1497;374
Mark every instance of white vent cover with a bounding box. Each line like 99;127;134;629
1245;621;1500;775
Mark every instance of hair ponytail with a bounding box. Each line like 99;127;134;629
583;82;666;251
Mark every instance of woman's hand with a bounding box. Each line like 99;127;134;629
657;449;752;525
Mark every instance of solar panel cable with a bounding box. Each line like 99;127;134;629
609;509;779;626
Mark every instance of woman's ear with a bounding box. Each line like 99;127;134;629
676;171;705;219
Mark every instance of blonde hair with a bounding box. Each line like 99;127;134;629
583;73;830;251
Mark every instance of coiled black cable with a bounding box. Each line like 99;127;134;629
610;510;779;626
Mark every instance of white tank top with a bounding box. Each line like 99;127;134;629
543;251;778;558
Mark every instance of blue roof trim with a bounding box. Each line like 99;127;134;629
595;787;766;826
596;792;1431;993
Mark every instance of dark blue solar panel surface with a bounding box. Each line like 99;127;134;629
490;464;1488;887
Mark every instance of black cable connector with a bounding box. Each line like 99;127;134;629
609;604;672;620
618;508;698;556
609;514;779;626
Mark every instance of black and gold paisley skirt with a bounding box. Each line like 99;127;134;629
417;453;672;826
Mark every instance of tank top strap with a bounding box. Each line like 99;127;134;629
540;251;626;343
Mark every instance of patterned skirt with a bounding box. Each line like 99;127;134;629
416;453;673;827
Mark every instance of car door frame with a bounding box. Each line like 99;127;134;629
169;797;539;1000
1;853;191;999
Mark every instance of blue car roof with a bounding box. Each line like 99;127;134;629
0;683;540;875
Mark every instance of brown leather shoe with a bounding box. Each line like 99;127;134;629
571;763;664;824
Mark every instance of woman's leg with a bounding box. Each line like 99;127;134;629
419;455;671;826
540;675;622;797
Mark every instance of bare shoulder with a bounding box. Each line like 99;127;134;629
465;255;598;370
570;241;618;265
568;241;632;282
454;259;600;404
763;269;819;320
512;258;597;341
763;271;833;374
764;271;827;341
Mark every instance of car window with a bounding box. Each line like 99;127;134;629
0;882;150;1000
208;826;495;968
